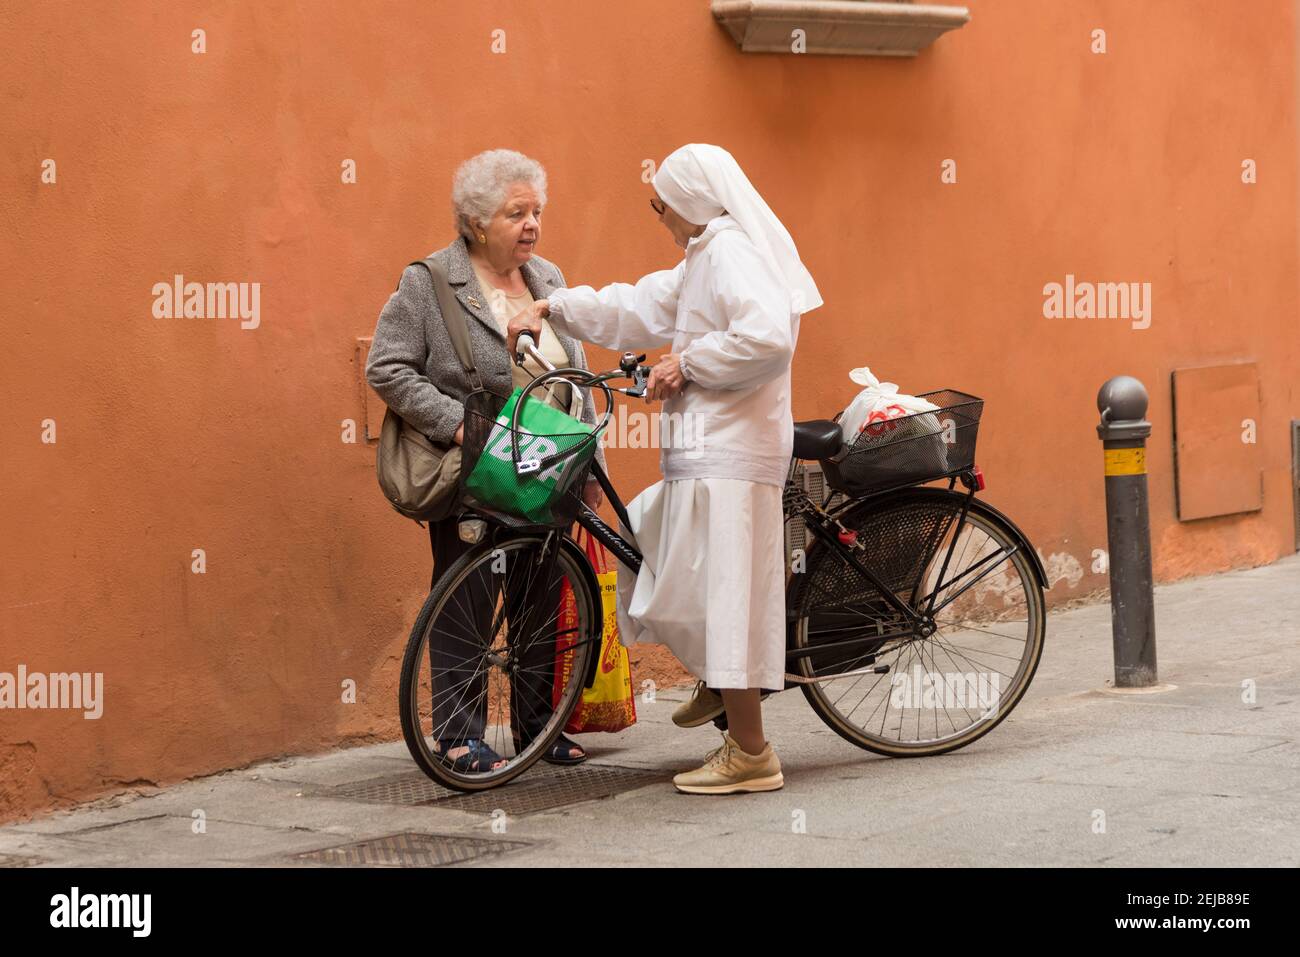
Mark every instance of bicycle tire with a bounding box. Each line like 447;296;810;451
399;531;601;791
788;487;1046;757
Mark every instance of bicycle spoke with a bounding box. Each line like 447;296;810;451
428;667;488;747
918;538;1006;609
512;602;565;659
423;669;491;716
933;618;1030;645
915;634;979;734
450;575;488;640
510;548;574;657
428;622;493;654
928;545;1019;618
929;635;1027;664
925;632;1018;683
878;639;921;738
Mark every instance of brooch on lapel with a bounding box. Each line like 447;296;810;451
467;296;482;308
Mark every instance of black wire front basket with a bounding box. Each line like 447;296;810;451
458;387;598;530
821;390;984;495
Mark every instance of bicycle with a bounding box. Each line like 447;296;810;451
399;334;1048;791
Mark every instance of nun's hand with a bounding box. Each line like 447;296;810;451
506;300;547;360
644;353;687;403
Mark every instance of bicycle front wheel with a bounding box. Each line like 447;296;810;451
788;487;1046;757
399;530;601;791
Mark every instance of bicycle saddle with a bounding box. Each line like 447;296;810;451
792;419;844;460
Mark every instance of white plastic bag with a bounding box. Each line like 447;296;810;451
832;366;951;487
838;367;941;445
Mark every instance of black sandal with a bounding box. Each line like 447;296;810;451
433;738;507;773
514;731;587;766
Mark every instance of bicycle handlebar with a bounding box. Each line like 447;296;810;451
505;331;655;477
514;331;652;398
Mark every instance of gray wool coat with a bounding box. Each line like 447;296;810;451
365;236;607;475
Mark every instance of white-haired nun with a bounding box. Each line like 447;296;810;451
537;143;821;695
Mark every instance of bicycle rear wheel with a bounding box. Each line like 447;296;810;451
399;531;601;791
788;487;1045;756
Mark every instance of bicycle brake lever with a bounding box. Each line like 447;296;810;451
625;366;650;397
515;332;538;367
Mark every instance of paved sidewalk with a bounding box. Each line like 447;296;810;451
2;556;1297;867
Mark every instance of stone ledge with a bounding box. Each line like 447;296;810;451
711;0;970;57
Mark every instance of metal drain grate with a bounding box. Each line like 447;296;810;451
318;763;668;815
427;764;667;815
0;853;46;868
320;770;458;806
294;832;528;867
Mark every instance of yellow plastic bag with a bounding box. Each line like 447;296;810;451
553;530;637;733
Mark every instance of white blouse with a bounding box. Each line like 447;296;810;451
544;215;799;488
471;259;573;411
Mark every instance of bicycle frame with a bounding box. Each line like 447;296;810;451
569;459;1003;662
498;335;1038;675
573;459;643;575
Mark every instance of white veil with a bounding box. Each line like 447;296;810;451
652;143;823;314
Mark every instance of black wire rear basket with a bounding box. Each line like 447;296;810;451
821;389;983;495
458;387;596;530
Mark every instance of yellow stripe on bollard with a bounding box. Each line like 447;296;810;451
1104;447;1146;476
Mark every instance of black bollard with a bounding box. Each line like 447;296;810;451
1097;376;1158;687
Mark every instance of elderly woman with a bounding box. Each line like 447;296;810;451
366;148;606;771
508;143;822;795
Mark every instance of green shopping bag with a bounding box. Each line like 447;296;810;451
462;387;599;525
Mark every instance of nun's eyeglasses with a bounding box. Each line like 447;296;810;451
649;197;666;217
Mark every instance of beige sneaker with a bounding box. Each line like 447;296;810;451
672;731;784;795
671;680;726;728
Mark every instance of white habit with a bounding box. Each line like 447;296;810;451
545;214;804;691
546;142;823;692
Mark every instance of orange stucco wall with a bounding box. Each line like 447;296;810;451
2;0;1297;822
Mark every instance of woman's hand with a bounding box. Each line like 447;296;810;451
506;300;548;361
644;353;687;403
453;423;464;445
581;475;603;509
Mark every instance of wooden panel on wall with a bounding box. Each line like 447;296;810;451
356;337;385;441
1172;363;1263;521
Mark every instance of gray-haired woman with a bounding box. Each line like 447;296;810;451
366;148;606;771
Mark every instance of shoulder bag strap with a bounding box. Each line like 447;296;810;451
410;257;484;392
